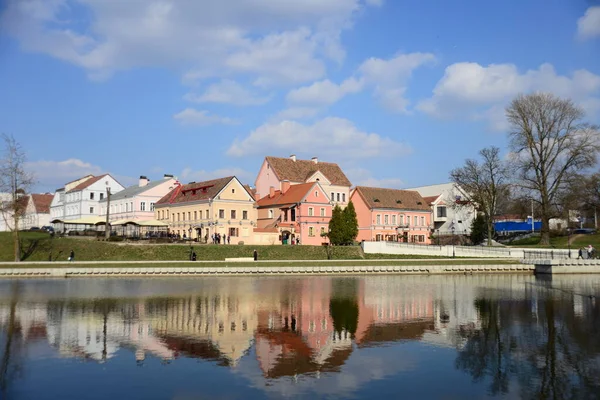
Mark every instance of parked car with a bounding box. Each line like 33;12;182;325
41;226;55;233
573;228;596;234
29;226;40;231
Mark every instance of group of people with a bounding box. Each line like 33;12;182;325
578;244;596;259
211;233;230;244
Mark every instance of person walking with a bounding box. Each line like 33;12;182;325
68;250;75;262
227;235;231;244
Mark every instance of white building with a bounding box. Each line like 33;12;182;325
406;183;476;235
21;193;54;230
50;174;124;223
99;174;177;221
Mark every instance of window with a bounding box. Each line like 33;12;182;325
421;216;425;226
315;190;319;197
90;207;94;214
384;215;389;225
188;212;191;221
90;192;94;200
376;214;381;225
110;205;113;214
331;192;334;201
392;215;396;225
308;207;314;216
400;215;404;225
219;209;225;219
130;202;134;211
406;216;410;226
342;193;346;202
229;227;239;237
268;209;274;218
437;206;447;218
182;213;186;221
231;210;236;219
141;202;146;211
150;203;155;211
199;210;203;219
194;211;197;220
242;210;248;220
172;214;175;222
100;193;104;200
309;227;314;236
337;193;340;202
414;216;418;226
177;213;180;221
320;208;325;216
232;188;235;194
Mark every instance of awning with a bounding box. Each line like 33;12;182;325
109;219;168;227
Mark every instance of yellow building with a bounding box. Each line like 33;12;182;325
154;176;256;243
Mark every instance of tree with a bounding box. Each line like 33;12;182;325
328;205;344;245
450;146;508;246
0;134;34;261
506;92;600;245
341;201;359;245
470;214;487;245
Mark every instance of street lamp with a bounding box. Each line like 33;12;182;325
451;225;456;258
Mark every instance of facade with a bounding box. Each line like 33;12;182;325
406;183;475;235
256;181;332;246
255;155;352;208
351;186;433;244
21;193;54;230
154;176;256;243
99;175;177;221
50;174;124;222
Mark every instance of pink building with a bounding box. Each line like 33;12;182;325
254;155;352;208
256;181;332;245
351;186;433;244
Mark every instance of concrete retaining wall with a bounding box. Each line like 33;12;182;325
531;259;600;274
0;264;533;278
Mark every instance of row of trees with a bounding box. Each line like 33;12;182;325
451;92;600;246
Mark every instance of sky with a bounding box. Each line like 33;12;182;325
0;0;599;194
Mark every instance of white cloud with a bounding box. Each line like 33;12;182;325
418;62;600;129
1;0;381;85
286;77;364;105
25;158;103;189
227;117;411;160
184;80;270;106
173;108;239;126
577;6;600;39
346;167;403;188
179;167;254;184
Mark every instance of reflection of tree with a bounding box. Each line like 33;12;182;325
329;279;359;338
0;282;23;397
456;294;600;398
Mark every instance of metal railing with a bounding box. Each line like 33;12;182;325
522;250;571;260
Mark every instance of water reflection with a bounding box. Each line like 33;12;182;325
0;275;599;399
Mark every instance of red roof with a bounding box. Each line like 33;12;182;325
30;194;54;214
256;182;316;208
155;176;234;206
67;174;116;192
422;195;440;205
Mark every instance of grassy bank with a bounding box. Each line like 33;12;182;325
508;233;600;249
1;232;442;262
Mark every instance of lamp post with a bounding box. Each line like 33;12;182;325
451;225;456;258
568;224;571;258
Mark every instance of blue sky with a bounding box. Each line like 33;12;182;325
0;0;599;193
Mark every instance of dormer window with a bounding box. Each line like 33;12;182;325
374;198;380;203
396;200;402;204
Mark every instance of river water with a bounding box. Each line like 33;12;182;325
0;274;599;400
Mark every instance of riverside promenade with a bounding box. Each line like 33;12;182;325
0;258;533;278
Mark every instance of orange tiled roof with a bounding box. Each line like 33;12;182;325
265;156;351;187
30;194;54;214
354;186;431;211
422;195;440;205
155;176;233;206
256;182;316;208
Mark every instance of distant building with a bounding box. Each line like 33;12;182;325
255;155;352;208
351;186;433;244
21;193;54;230
406;183;475;235
99;174;177;221
154;176;256;242
256;181;332;245
50;174;124;223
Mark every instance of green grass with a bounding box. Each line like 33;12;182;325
1;232;454;262
508;233;600;249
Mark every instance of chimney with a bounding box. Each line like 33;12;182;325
164;174;174;178
311;157;318;164
139;175;149;187
290;154;296;162
282;180;291;194
269;186;275;198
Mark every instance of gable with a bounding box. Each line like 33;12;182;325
305;171;331;185
300;182;330;204
216;178;255;202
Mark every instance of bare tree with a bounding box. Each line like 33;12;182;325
506;93;600;245
0;134;34;261
451;146;508;246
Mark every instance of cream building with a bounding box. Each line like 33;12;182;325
154;176;257;243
